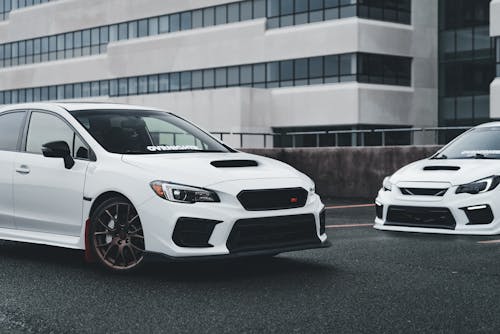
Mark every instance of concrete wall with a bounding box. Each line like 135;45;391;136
243;146;442;199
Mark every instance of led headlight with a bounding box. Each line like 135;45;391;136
150;181;220;203
382;176;393;191
456;176;500;195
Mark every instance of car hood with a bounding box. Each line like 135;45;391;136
391;158;500;186
121;152;305;188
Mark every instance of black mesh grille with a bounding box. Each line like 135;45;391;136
237;188;308;211
172;218;221;248
399;188;448;196
226;214;320;253
386;206;456;230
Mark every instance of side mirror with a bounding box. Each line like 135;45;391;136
42;141;75;169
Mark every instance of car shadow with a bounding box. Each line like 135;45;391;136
0;240;335;282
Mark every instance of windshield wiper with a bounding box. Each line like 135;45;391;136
433;154;447;160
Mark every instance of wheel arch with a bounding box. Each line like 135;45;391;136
88;191;134;219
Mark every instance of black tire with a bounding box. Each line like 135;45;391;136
88;197;145;273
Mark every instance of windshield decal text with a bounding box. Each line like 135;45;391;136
461;150;500;156
147;145;202;152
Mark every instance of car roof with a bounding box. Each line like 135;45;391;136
0;102;167;113
475;122;500;128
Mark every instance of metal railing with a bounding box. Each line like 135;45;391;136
211;126;474;148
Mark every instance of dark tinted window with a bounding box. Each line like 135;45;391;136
0;111;25;151
71;110;231;154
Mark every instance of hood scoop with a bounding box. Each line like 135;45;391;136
211;160;259;168
423;166;460;171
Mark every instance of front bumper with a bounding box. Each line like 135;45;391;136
374;186;500;235
137;192;328;258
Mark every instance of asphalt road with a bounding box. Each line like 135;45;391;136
1;203;500;333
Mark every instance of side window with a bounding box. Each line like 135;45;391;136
0;111;26;151
26;112;89;159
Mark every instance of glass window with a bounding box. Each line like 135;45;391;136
241;1;253;20
0;111;25;151
138;76;148;94
203;69;215;88
192;70;203;89
170;13;180;32
228;66;239;86
192;9;203;28
128;77;138;95
280;60;293;81
180;12;192;30
26;112;75;155
203;7;215;27
109;25;118;42
253;64;266;83
181;71;191;90
228;3;239;23
110;80;118;96
294;58;308;79
253;0;266;18
148;17;159;36
215;68;227;87
280;0;293;15
216;5;227;25
159;74;169;92
170;72;180;91
100;26;109;44
118;23;128;40
70;109;230;154
82;30;91;47
241;65;252;84
267;62;279;82
128;21;138;38
138;19;148;37
149;75;159;93
325;55;339;76
268;0;280;17
159;15;169;33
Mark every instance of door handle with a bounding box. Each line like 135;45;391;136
16;165;31;175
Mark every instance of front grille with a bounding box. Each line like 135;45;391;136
461;205;494;225
386;206;456;230
237;188;308;211
399;188;448;196
172;217;221;248
226;214;320;253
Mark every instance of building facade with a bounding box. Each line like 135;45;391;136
0;0;459;147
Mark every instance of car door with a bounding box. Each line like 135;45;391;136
0;111;27;230
13;110;91;236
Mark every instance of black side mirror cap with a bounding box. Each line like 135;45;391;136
42;141;75;169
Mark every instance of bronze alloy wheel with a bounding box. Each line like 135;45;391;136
90;197;145;272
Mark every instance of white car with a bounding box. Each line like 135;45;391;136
0;102;328;272
375;122;500;235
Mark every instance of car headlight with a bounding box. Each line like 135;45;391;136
382;176;392;191
150;181;220;203
456;176;500;195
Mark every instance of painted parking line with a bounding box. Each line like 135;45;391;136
326;223;373;229
326;204;375;210
477;239;500;244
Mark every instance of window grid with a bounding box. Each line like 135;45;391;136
0;53;411;104
0;0;412;69
0;0;54;21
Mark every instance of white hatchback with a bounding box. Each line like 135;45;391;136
0;103;328;272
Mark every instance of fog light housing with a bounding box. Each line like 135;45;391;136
460;205;494;225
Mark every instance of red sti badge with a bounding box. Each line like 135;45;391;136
290;197;298;203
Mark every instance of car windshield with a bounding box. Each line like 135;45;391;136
70;109;231;154
434;127;500;160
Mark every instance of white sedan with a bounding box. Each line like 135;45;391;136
375;122;500;235
0;103;329;272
